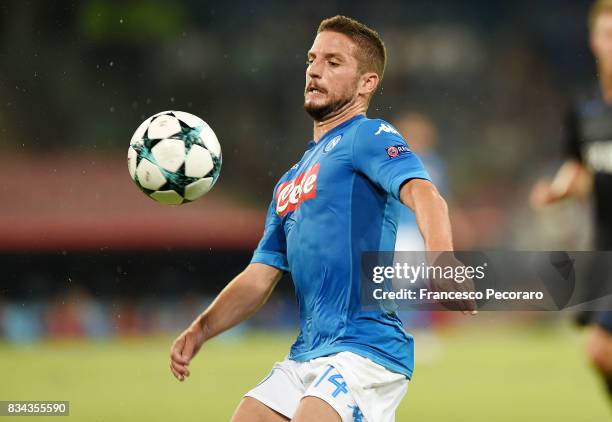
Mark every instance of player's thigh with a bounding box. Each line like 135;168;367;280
292;396;341;422
231;397;289;422
586;323;612;374
298;364;364;421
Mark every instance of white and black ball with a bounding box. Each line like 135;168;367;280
127;111;222;205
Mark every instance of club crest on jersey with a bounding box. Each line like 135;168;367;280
276;163;320;216
386;144;411;158
324;135;342;153
375;123;400;136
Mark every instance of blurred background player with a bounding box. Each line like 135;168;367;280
530;0;612;400
394;112;447;251
393;112;448;362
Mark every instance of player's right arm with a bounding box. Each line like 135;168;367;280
170;186;289;382
169;263;283;381
530;106;593;207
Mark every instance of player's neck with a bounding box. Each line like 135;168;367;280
312;102;366;142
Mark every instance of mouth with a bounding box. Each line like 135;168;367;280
306;85;326;95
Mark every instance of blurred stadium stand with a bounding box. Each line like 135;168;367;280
0;0;598;341
0;154;265;252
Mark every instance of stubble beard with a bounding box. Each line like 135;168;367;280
303;77;359;122
303;95;353;121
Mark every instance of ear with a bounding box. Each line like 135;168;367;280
358;72;380;98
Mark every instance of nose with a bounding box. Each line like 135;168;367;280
307;58;323;79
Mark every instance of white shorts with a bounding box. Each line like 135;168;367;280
244;351;408;422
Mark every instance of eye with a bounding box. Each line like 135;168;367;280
329;61;340;67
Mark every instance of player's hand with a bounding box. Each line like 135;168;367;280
428;252;478;315
169;324;206;382
529;178;555;208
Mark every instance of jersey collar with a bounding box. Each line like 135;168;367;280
306;114;366;149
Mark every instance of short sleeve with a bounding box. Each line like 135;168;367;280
250;191;290;272
352;119;431;201
563;106;581;161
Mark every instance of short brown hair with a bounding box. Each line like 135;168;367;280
589;0;612;31
317;15;387;82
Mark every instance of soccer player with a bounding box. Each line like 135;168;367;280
530;0;612;401
170;16;472;421
394;112;447;251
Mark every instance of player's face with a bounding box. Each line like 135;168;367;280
591;12;612;75
304;31;362;121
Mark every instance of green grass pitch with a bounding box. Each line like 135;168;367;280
0;320;609;421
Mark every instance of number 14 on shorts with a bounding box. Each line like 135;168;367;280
314;365;349;397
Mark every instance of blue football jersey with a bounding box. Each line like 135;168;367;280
251;115;431;378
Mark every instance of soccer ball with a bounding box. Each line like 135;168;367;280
127;111;222;205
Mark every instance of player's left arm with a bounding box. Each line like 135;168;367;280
353;119;452;251
400;179;453;251
353;119;453;251
402;179;476;314
354;119;475;313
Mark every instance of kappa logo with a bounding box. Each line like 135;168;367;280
375;123;400;136
324;135;342;153
276;163;320;216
